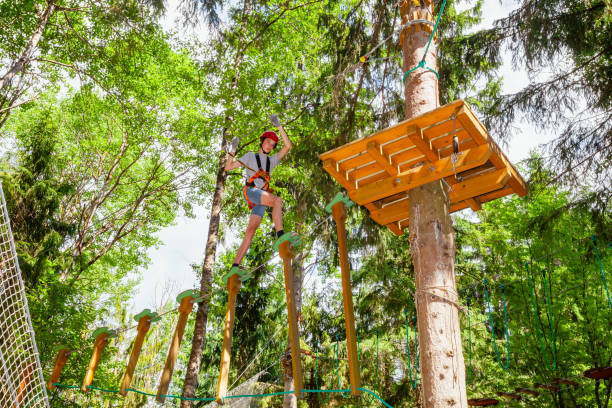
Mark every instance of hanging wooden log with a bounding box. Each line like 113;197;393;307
47;347;71;390
583;367;612;380
467;398;499;406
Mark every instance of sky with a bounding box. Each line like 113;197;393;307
128;0;553;313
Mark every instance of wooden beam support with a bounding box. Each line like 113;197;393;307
464;198;482;211
331;202;361;396
449;169;511;203
350;144;492;205
366;141;398;176
370;199;411;225
278;241;304;396
323;159;355;192
386;222;404;236
406;124;438;162
456;105;527;196
82;329;113;392
47;349;71;390
156;291;195;403
120;310;156;396
216;275;242;403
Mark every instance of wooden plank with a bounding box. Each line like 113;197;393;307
407;124;438;162
348;162;381;181
356;170;387;188
338;152;372;171
456;105;527;196
386;222;404;236
392;148;425;167
367;141;398;176
381;136;416;156
464;198;482;211
439;138;478;158
477;187;515;204
350;144;492;205
455;104;489;145
430;129;470;152
449;168;511;203
323;159;355;192
370;199;411;225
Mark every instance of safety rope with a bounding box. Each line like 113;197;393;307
483;279;510;370
59;383;392;407
466;296;473;383
357;328;380;402
525;262;557;371
591;235;612;310
401;0;448;83
404;310;418;388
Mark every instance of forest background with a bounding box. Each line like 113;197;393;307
0;0;610;407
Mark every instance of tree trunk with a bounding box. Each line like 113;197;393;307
282;249;304;408
402;1;467;407
0;0;57;91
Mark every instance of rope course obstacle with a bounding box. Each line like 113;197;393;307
0;182;49;408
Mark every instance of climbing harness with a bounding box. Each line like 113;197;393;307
525;262;557;371
483;278;510;370
404;311;418;388
591;235;612;310
243;154;273;210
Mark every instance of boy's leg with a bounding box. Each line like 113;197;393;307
232;214;263;265
259;191;283;232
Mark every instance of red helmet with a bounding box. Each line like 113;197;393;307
260;131;279;143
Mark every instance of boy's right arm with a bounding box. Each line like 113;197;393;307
225;153;244;171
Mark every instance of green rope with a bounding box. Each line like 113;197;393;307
483;279;510;370
313;335;349;403
591;235;612;309
356;327;380;403
401;0;448;83
404;310;418;388
466;296;473;383
358;387;394;408
525;262;557;371
313;339;332;404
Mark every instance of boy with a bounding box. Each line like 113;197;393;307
223;115;293;282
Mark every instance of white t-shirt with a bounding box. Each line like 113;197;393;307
239;152;280;189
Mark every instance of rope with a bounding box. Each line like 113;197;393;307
357;328;380;402
228;325;284;391
466;296;473;383
483;279;510;370
484;278;510;371
591;235;612;310
404;310;418;388
525;263;557;371
401;0;448;83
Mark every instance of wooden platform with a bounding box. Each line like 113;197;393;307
319;100;527;236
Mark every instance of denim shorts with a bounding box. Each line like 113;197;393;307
244;187;266;218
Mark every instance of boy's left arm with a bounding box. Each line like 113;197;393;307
276;125;292;161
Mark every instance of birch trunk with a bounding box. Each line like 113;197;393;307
402;1;467;407
0;0;57;91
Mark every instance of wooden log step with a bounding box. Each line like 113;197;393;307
583;367;612;380
496;391;522;400
515;387;540;396
552;377;580;387
534;383;561;392
468;398;499;406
